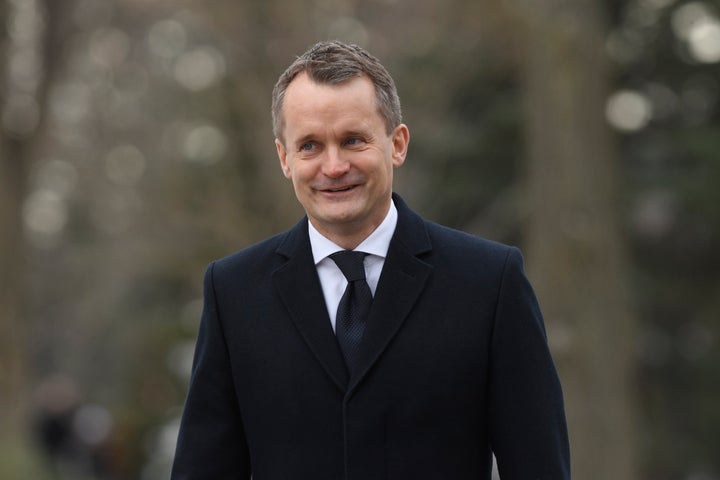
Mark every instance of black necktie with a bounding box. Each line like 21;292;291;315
330;250;372;375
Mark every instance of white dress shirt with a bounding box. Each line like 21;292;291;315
308;200;398;332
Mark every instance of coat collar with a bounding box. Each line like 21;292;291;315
272;193;433;395
273;219;350;391
348;193;433;393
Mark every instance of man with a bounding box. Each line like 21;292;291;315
172;40;570;480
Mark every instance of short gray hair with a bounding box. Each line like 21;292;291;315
271;40;402;141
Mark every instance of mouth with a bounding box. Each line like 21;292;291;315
319;184;359;194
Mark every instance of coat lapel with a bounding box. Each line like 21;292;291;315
272;219;350;392
348;194;433;393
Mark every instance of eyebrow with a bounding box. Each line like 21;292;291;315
292;128;373;147
293;134;316;147
345;129;372;138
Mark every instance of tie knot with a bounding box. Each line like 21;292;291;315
330;250;367;281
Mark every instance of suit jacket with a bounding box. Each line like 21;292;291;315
172;194;570;480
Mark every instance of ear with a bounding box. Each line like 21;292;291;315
390;124;409;167
275;139;292;179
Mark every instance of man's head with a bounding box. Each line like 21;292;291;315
272;41;409;249
271;40;402;143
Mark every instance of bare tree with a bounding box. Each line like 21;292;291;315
1;0;38;435
506;0;639;478
0;0;57;467
0;125;29;439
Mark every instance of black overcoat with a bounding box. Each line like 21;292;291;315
172;194;570;480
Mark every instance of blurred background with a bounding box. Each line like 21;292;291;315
0;0;718;478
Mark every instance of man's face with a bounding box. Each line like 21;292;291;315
276;72;409;245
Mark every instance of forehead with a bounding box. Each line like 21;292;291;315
282;73;381;135
285;70;376;97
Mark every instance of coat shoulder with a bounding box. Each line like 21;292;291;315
209;226;296;282
423;220;519;267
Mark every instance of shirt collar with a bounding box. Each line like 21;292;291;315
308;200;398;265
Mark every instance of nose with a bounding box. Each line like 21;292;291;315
321;146;350;178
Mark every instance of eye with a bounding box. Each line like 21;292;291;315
345;137;364;147
299;142;315;152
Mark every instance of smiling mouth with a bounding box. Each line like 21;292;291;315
321;185;357;193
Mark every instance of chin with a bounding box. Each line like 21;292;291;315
315;201;360;219
320;211;359;225
315;206;367;227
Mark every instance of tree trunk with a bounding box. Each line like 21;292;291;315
511;1;639;479
0;0;54;470
0;138;28;439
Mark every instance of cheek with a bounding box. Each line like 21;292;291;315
290;163;316;186
378;159;394;182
